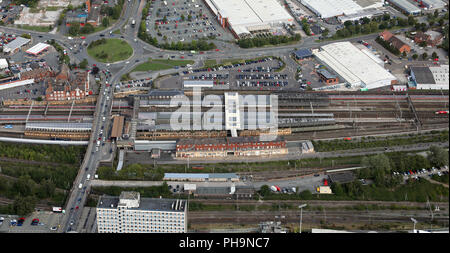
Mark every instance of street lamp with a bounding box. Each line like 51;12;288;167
411;217;418;233
298;204;307;233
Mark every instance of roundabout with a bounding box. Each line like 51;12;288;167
87;38;133;63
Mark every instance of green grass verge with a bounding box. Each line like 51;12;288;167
132;58;194;72
204;59;217;68
87;38;133;63
17;24;52;32
112;29;121;34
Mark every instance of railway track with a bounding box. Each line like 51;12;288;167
188;210;449;225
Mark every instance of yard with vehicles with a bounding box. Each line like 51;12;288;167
138;0;219;51
87;38;133;63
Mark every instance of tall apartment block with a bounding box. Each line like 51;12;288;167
96;192;187;233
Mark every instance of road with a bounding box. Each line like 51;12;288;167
0;0;448;233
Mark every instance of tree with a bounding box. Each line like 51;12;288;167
13;196;35;216
431;51;438;59
344;20;353;28
259;185;271;197
40;179;55;198
79;58;88;69
434;9;439;18
407;15;416;26
428;146;449;167
422;52;428;60
102;17;110;27
181;14;185;21
419;41;427;47
188;14;192;21
68;23;80;36
412;53;418;60
299;190;312;200
12;175;34;196
402;51;407;58
322;28;329;37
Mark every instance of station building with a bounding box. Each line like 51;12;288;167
96;192;187;233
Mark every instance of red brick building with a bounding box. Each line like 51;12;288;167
379;30;411;54
176;136;288;158
45;65;90;101
414;31;444;47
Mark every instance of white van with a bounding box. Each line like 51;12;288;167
87;174;91;180
78;183;82;189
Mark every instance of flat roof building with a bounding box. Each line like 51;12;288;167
3;36;31;54
387;0;421;15
204;0;294;38
421;0;446;10
409;65;449;90
163;173;239;182
301;0;364;18
313;41;397;89
0;58;8;69
293;48;313;60
26;43;50;56
96;192;187;233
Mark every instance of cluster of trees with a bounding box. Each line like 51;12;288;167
100;0;125;20
88;38;107;49
78;58;88;69
375;36;400;55
332;14;414;40
301;18;311;36
68;23;96;36
313;131;448;152
12;0;39;7
0;164;74;216
0;141;85;164
237;34;301;48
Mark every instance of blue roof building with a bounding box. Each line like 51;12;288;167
293;49;313;60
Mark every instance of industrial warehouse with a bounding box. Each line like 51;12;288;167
409;65;449;90
204;0;295;38
313;41;398;89
300;0;384;19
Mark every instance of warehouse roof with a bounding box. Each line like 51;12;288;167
3;37;30;53
317;69;337;79
388;0;421;14
208;0;293;31
410;66;435;84
301;0;363;18
313;42;397;88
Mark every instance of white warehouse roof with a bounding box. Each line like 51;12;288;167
206;0;294;35
26;43;50;55
0;58;8;69
313;42;397;89
301;0;364;18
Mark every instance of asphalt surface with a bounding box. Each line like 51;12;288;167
0;0;449;233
